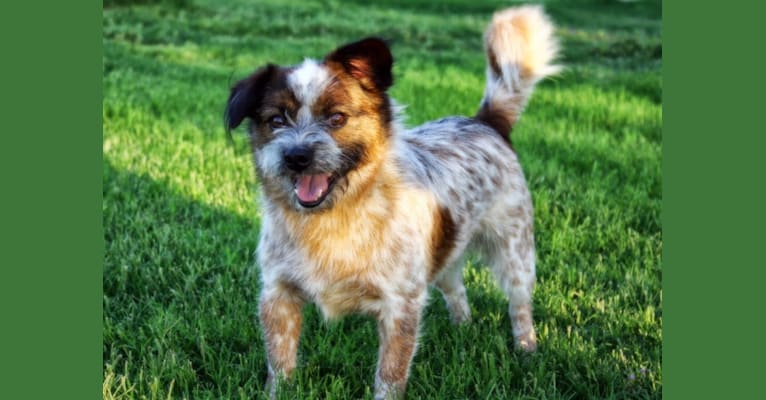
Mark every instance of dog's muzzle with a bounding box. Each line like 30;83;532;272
284;145;337;208
284;145;314;173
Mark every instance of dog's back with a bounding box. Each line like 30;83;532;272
393;4;560;354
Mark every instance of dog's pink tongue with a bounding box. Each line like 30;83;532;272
295;173;331;203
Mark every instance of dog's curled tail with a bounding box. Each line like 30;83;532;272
476;5;560;145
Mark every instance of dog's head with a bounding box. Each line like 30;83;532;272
225;38;394;212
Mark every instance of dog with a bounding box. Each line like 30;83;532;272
224;5;559;399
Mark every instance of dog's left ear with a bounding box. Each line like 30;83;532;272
325;37;393;93
224;64;278;132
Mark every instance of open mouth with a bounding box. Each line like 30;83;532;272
294;173;337;208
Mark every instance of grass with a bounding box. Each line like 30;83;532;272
103;0;662;398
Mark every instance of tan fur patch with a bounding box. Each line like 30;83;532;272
248;68;296;149
282;171;393;265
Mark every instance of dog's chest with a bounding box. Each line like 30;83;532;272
262;183;439;318
293;197;435;317
312;277;386;318
295;236;414;319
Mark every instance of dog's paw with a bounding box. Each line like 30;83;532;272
515;330;538;352
449;304;472;325
374;380;405;400
444;293;472;325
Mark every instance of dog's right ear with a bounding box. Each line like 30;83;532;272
325;37;393;93
224;64;277;132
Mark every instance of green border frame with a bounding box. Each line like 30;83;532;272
664;0;764;398
0;1;101;398
4;0;765;397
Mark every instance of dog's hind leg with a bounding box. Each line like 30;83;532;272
433;256;472;324
484;204;538;352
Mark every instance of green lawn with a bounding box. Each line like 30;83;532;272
103;0;662;398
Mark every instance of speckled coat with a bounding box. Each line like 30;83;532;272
224;5;560;399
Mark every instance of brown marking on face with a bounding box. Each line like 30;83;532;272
311;79;352;118
225;64;279;133
248;57;395;220
429;206;458;280
246;68;297;150
322;60;393;135
511;277;521;287
259;284;304;378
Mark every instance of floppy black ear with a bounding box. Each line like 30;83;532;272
224;64;277;132
325;37;393;92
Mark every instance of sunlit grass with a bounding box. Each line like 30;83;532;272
103;0;662;398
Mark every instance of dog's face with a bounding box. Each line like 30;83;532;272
225;38;394;212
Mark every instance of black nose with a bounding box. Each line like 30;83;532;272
284;145;314;172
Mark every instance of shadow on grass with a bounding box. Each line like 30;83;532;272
103;159;268;395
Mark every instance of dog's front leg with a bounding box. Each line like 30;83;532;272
259;284;304;397
374;300;423;400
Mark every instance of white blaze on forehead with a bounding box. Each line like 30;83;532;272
287;59;333;115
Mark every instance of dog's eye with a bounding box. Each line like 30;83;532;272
268;115;286;129
328;113;347;128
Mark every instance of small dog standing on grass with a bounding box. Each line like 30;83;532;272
225;5;559;399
